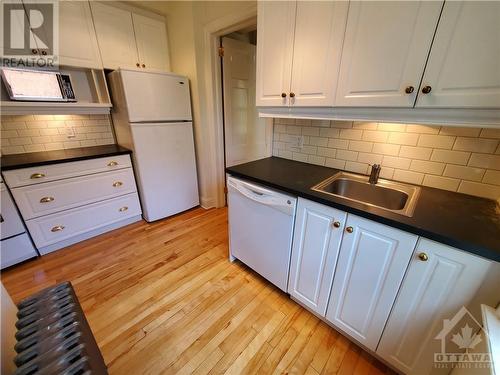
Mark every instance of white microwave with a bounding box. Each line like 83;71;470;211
1;68;77;102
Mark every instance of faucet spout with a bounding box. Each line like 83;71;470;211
369;164;381;184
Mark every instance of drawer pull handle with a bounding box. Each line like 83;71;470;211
113;181;123;187
40;196;55;203
30;173;46;179
119;206;128;212
107;161;118;167
51;225;65;232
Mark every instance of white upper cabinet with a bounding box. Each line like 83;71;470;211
90;2;139;70
289;1;348;106
132;13;170;71
416;2;500;108
58;1;102;69
256;1;295;107
377;238;492;375
256;1;348;107
288;198;346;316
325;214;418;351
335;1;443;107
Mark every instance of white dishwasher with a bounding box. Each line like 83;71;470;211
227;176;297;292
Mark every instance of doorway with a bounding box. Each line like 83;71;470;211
220;28;272;169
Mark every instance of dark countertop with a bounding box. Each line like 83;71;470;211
226;157;500;262
1;145;132;171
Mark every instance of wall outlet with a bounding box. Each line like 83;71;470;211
65;125;76;138
289;135;304;149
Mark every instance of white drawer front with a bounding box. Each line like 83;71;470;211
3;154;132;188
12;168;137;220
1;188;25;239
26;193;141;248
1;234;37;269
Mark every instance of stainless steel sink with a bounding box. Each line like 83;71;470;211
311;172;420;217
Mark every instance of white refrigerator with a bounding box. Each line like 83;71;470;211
108;69;199;222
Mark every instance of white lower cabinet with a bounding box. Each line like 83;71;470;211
325;214;418;350
376;238;492;375
288;198;346;315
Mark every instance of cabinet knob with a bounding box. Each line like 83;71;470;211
113;181;123;187
30;173;46;179
289;92;295;98
31;49;37;55
346;226;353;233
136;63;140;67
119;206;128;212
107;161;118;167
40;196;54;203
142;64;146;68
421;85;432;94
281;93;287;98
51;225;65;232
405;86;414;94
418;252;429;261
41;50;47;56
332;221;341;228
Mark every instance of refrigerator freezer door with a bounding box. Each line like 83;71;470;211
120;69;192;122
130;122;199;221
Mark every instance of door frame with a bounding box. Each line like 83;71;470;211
200;6;259;208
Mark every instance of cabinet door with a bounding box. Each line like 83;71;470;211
288;198;346;316
326;214;417;350
132;13;170;71
335;1;443;107
58;1;102;68
256;1;295;107
416;2;500;108
377;238;491;375
90;2;139;69
290;1;347;106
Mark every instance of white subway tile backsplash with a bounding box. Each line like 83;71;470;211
1;115;115;155
273;119;500;199
453;137;498;153
443;165;485;182
430;149;470;165
418;134;455;149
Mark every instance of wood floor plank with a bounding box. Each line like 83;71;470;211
1;207;395;375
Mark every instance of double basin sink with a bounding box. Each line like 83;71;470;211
312;172;421;217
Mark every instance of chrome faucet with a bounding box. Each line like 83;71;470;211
369;164;381;184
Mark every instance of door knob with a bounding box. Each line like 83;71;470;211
421;85;432;94
405;86;414;94
346;226;353;233
418;252;429;261
281;93;287;98
332;221;341;228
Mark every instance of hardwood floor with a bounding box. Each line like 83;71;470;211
2;207;396;375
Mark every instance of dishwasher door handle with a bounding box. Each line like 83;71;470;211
227;178;295;215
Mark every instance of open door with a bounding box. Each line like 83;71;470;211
221;36;272;168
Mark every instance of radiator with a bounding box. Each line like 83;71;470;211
12;282;107;375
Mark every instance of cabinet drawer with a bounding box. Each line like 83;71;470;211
1;234;37;269
2;154;132;188
12;168;137;220
1;186;25;239
26;193;141;248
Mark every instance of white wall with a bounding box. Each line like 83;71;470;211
132;1;257;208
